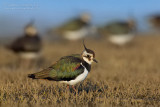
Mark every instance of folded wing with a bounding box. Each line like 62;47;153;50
28;54;84;81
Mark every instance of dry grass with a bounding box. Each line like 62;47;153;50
0;35;160;106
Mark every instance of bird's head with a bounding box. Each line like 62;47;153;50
80;13;91;23
24;20;37;36
81;40;98;64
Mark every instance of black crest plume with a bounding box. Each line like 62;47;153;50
82;39;95;57
83;39;88;51
83;39;92;53
25;19;35;28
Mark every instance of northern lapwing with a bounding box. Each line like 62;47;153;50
102;18;136;46
28;40;97;91
50;13;97;40
7;21;42;66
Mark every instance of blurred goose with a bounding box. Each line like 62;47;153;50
52;13;96;40
8;21;42;61
103;19;136;46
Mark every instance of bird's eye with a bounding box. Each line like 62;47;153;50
87;55;90;58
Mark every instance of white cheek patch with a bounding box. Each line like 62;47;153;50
25;27;37;36
83;56;92;65
82;50;94;64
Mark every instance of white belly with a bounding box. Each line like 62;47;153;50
19;52;40;59
60;64;88;85
64;28;89;40
109;34;134;45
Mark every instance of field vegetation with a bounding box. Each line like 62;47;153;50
0;35;160;106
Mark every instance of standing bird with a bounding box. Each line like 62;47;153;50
101;18;136;46
7;21;42;67
49;13;97;40
28;40;97;91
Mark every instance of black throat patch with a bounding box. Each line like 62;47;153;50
82;60;91;72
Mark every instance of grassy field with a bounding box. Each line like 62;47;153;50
0;35;160;107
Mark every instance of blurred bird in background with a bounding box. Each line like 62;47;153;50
148;14;160;31
6;20;42;68
100;17;136;46
48;13;97;41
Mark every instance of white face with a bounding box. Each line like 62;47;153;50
82;50;94;65
81;13;90;23
25;26;37;36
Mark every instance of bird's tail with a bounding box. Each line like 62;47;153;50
28;74;36;79
28;68;51;79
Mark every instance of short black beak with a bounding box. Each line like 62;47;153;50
93;59;98;63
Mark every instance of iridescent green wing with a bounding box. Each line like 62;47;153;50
105;22;130;34
50;54;84;81
59;19;86;31
31;54;84;81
